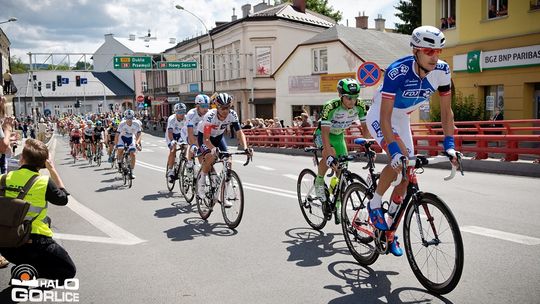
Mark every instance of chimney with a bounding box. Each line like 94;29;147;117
232;8;237;21
105;33;114;41
375;14;386;31
169;38;176;44
129;34;136;40
254;1;269;13
292;0;306;13
241;4;251;18
355;11;368;29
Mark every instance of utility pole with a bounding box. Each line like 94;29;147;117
29;52;36;120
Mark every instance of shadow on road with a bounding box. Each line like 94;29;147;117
142;191;176;201
164;217;237;241
283;227;349;267
324;261;454;304
154;202;195;218
95;183;125;192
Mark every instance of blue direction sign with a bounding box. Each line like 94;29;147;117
357;61;381;87
80;78;88;85
61;78;69;84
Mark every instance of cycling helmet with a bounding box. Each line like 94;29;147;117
87;120;93;125
410;25;445;49
74;124;80;129
124;109;135;120
173;103;187;114
194;94;210;107
111;121;117;127
214;93;233;107
96;120;102;126
337;78;361;96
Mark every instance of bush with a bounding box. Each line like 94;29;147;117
430;91;485;122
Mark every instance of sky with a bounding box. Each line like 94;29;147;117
0;0;402;64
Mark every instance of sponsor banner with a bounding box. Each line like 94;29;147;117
319;72;355;93
454;44;540;72
288;75;319;94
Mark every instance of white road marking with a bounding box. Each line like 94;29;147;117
461;226;540;246
138;161;165;172
256;165;275;171
140;149;154;152
243;182;296;195
243;186;297;199
283;174;298;180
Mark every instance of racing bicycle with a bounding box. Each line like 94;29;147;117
297;147;367;230
341;138;464;294
196;149;252;229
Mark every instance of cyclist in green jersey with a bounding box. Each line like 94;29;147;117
313;78;370;201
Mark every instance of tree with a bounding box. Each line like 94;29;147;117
10;56;28;73
394;0;421;34
274;0;342;22
75;61;93;71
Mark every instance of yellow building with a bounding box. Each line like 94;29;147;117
422;0;540;120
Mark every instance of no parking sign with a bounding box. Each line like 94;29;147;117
357;61;382;87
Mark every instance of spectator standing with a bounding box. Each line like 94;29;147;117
2;70;12;95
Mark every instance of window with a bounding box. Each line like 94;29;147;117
312;48;328;73
440;0;456;30
488;0;508;19
484;85;504;119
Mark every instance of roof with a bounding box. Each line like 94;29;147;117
166;3;336;52
273;25;411;76
12;71;134;98
250;3;336;27
113;36;176;54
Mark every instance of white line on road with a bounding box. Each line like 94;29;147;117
138;161;165;172
461;226;540;246
283;174;298;180
256;165;275;171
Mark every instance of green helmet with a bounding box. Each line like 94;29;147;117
337;78;361;95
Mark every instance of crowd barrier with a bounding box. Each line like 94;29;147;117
243;119;540;163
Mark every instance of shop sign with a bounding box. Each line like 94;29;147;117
288;75;319;94
320;73;356;93
453;44;540;72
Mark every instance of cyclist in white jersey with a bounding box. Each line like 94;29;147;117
365;26;460;256
166;103;188;182
115;109;142;179
185;94;210;168
196;93;252;202
82;120;94;159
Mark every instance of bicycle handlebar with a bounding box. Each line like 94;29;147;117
218;149;253;166
390;153;463;185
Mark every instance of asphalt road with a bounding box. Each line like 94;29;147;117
1;132;539;304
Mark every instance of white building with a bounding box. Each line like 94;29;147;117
273;23;410;126
12;71;134;117
160;0;335;121
93;31;178;97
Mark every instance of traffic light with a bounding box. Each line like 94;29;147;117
57;75;62;87
143;96;151;108
52;81;56;91
109;104;114;111
75;100;81;108
38;82;42;91
76;75;81;87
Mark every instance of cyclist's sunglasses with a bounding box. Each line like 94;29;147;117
343;94;359;100
199;104;209;109
417;48;443;56
175;110;186;115
218;105;231;110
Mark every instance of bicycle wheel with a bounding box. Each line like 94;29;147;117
87;146;93;165
179;160;195;203
341;182;379;265
196;171;213;220
122;163;127;186
221;170;244;229
403;193;464;295
297;168;327;230
96;147;102;167
127;156;133;188
165;160;176;192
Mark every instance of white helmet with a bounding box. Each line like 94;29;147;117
124;109;135;120
173;103;187;114
194;94;210;106
410;25;445;49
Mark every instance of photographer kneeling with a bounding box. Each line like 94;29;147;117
0;139;75;283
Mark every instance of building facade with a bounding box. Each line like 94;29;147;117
160;0;335;122
423;0;540;120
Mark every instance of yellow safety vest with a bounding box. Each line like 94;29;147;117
1;168;52;237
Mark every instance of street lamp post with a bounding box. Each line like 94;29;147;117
175;5;215;94
0;17;17;25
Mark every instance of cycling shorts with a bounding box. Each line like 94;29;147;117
167;133;183;149
70;136;81;144
365;103;414;158
84;135;93;143
117;136;136;152
313;130;347;157
197;133;227;154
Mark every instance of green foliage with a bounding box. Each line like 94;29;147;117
46;64;70;71
394;0;421;34
274;0;342;22
430;92;485;122
10;56;28;73
74;61;93;70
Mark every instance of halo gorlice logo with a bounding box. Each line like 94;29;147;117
11;264;80;303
